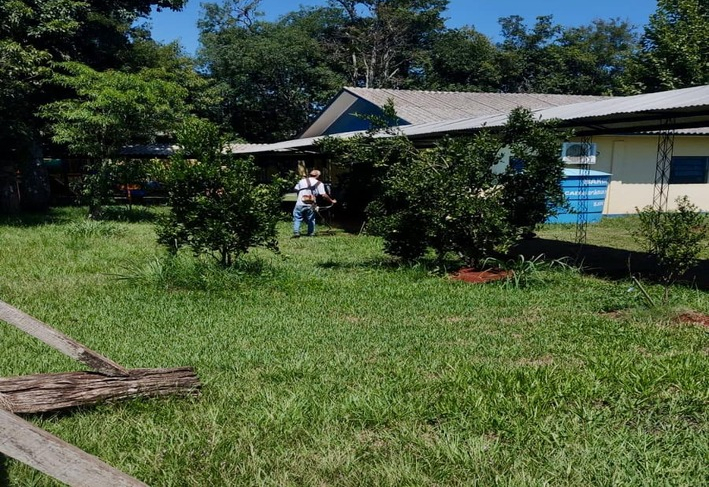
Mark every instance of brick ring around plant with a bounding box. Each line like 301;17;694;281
451;268;510;284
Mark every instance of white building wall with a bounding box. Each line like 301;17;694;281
579;135;709;215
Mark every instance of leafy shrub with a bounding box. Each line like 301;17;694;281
367;133;516;264
336;108;566;266
318;121;415;220
157;119;288;267
635;196;708;285
497;108;567;235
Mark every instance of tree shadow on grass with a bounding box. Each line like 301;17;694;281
317;257;400;271
511;238;709;291
0;210;75;227
0;205;161;227
0;454;8;487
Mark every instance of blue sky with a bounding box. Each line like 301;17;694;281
147;0;658;56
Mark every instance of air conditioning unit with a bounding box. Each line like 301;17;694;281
561;142;597;164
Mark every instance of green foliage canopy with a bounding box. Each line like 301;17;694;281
0;0;190;214
41;62;188;159
158;118;287;266
630;0;709;91
40;62;188;216
324;108;566;266
427;27;500;91
496;15;638;95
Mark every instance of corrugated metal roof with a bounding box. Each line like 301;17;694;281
119;142;283;157
231;136;339;154
233;85;709;154
119;143;180;157
401;84;709;138
645;127;709;135
228;143;276;153
345;87;607;125
540;84;709;119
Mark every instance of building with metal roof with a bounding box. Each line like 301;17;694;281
300;87;607;139
119;143;181;158
399;84;709;142
235;85;709;215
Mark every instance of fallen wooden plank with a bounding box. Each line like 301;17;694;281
0;368;200;414
0;300;129;377
0;408;147;486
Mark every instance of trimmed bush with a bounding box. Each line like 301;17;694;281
326;108;566;266
157;119;287;267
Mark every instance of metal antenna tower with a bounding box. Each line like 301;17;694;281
574;136;593;245
652;118;675;212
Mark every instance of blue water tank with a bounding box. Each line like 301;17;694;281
547;169;612;224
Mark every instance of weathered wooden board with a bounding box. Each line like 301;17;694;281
0;300;129;377
0;409;148;486
0;368;200;414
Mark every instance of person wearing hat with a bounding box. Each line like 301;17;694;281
292;169;336;237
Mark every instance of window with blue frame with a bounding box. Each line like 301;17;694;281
669;156;709;184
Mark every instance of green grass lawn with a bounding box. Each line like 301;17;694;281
539;216;686;254
1;208;707;486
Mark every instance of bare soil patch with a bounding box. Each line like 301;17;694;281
451;268;510;284
676;312;709;328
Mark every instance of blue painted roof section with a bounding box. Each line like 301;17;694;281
323;98;408;135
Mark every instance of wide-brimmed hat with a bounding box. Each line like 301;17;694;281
309;170;321;177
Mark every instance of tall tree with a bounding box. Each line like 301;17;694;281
0;0;85;213
122;33;224;124
496;15;561;93
544;19;638;95
40;62;188;218
327;0;449;88
426;26;500;91
496;15;639;95
629;0;709;92
199;1;344;142
0;0;187;214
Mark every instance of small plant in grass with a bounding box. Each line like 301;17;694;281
66;219;123;239
157;118;289;267
635;196;708;299
115;253;272;290
483;254;575;288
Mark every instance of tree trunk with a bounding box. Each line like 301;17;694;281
19;136;51;212
0;368;201;414
0;159;20;215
